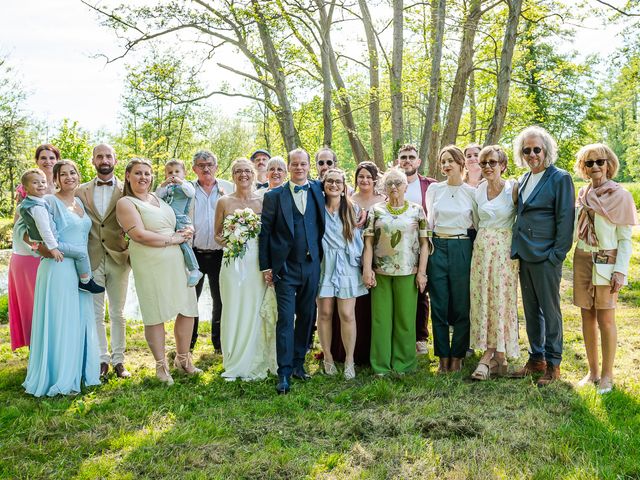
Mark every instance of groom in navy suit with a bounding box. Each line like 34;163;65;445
259;148;325;394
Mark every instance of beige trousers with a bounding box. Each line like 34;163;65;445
92;255;131;364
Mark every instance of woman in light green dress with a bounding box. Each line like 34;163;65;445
116;159;199;386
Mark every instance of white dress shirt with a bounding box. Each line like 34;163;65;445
289;181;309;214
192;179;234;250
93;175;116;218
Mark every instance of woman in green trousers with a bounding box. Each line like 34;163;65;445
362;168;429;375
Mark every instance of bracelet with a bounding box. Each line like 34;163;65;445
165;234;175;246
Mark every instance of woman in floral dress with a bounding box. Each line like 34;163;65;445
362;168;429;375
469;145;519;380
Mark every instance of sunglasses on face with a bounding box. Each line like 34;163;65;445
585;159;606;168
522;146;543;155
317;160;334;167
479;160;500;168
385;180;405;188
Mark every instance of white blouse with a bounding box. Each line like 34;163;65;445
576;210;633;276
475;180;516;230
425;181;477;235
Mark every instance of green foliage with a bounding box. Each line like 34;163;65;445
0;294;7;325
0;217;12;250
50;119;95;183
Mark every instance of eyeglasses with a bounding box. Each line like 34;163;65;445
317;160;334;167
324;178;344;186
195;163;215;170
522;147;543;155
233;169;253;175
584;159;606;168
385;180;405;188
479;160;500;168
399;155;417;160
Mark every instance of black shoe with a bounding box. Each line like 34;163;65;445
79;278;106;294
292;367;311;381
276;375;290;394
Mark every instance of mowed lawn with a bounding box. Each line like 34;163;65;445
1;232;639;479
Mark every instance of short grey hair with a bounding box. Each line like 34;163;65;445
266;156;286;171
380;167;408;191
192;150;217;167
513;126;558;168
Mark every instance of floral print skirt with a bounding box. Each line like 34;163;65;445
469;228;520;358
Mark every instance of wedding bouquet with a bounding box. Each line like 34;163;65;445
222;208;261;266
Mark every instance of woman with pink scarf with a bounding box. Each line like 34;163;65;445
573;143;638;394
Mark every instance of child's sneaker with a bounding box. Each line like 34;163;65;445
79;278;106;294
187;270;204;287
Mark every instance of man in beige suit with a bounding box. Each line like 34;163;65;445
76;144;131;379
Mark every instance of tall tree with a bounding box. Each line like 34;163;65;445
419;0;447;175
484;0;523;145
390;0;404;156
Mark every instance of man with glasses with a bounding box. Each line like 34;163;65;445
509;126;574;386
189;150;234;353
396;144;437;356
250;149;270;189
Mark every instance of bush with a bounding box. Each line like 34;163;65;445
622;183;640;211
0;218;12;250
0;294;8;324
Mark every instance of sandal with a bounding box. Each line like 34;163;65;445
471;361;491;381
492;359;508;377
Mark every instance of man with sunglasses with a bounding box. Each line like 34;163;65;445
509;126;575;386
396;144;438;356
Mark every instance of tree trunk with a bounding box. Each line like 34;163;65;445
428;95;442;179
319;19;333;147
441;0;482;146
359;0;384;169
390;0;404;157
252;0;301;152
468;69;477;142
419;0;446;174
484;0;523;145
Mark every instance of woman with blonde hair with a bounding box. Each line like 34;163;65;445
116;159;200;385
573;143;637;394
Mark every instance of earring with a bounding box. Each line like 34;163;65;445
341;192;345;196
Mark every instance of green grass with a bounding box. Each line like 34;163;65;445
1;235;640;479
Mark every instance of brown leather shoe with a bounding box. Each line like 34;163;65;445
449;357;463;372
508;359;547;378
100;362;109;378
437;357;449;374
114;363;131;379
537;364;561;387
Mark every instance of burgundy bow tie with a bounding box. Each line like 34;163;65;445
97;180;113;187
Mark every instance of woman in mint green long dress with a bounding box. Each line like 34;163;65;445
23;161;100;397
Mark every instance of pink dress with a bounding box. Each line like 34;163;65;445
8;184;41;350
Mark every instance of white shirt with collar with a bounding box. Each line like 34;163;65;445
93;175;116;218
192;178;234;251
289;181;309;214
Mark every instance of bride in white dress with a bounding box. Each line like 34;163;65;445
214;158;277;380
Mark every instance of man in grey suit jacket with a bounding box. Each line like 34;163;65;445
509;126;575;386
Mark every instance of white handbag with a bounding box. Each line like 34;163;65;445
592;262;627;286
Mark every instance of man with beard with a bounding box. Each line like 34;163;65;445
397;144;437;356
76;144;131;379
250;149;270;189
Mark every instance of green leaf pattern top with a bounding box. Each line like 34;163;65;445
364;202;428;276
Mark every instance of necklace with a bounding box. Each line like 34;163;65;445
386;200;408;216
446;184;461;198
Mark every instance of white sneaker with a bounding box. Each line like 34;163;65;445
416;341;428;355
187;270;204;287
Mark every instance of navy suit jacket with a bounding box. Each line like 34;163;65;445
511;164;575;265
258;180;325;278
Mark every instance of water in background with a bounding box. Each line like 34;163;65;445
0;251;213;322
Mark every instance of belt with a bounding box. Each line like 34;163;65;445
433;232;470;239
193;248;218;253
